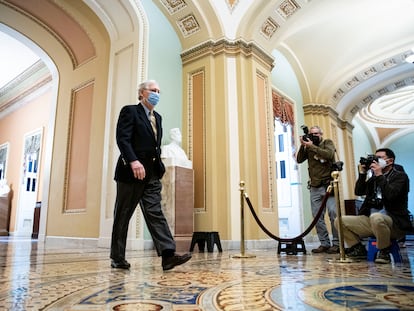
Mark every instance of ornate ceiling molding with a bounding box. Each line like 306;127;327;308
358;85;414;126
181;38;274;70
0;60;51;116
349;76;414;117
332;50;414;105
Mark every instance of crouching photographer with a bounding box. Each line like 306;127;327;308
335;148;411;264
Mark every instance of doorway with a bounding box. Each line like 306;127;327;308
274;120;302;237
15;128;42;237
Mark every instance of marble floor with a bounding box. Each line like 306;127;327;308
0;237;413;311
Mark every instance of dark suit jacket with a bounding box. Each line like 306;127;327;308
114;103;165;183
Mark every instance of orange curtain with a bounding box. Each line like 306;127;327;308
272;90;294;125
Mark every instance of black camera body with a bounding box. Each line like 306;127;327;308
359;154;379;167
332;161;344;171
300;125;319;145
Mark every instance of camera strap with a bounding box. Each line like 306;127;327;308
334;149;339;162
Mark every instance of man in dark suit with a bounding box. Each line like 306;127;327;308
110;79;191;270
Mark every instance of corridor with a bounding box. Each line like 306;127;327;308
0;237;413;310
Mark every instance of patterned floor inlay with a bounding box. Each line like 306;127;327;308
0;238;413;310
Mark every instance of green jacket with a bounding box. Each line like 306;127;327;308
297;139;336;187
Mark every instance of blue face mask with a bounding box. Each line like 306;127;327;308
147;92;160;106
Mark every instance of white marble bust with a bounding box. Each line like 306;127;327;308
161;128;192;168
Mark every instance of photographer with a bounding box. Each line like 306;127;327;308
297;125;339;254
336;148;410;264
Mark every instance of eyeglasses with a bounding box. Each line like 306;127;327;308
145;88;160;93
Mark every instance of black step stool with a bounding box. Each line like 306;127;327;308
189;231;223;252
277;238;306;255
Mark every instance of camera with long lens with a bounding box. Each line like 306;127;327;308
300;125;320;145
359;154;379;167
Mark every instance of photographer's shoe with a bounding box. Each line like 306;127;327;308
326;245;340;254
375;248;391;264
311;245;330;253
345;243;367;260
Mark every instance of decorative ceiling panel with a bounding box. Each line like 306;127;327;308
277;0;300;19
260;18;279;40
177;14;200;37
160;0;187;15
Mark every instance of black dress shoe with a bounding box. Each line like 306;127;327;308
111;259;130;269
162;253;192;271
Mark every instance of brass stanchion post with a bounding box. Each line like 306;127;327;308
233;181;255;258
329;170;353;263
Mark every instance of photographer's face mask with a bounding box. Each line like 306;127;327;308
310;132;321;146
377;158;387;169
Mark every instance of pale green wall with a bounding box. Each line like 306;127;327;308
352;119;375;166
142;0;182;145
270;49;312;228
390;133;414;216
353;119;414;216
141;1;182;241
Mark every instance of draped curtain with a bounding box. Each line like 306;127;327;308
272;90;294;125
272;90;296;158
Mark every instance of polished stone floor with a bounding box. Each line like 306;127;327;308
0;237;413;311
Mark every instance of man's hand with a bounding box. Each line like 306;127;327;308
370;160;383;176
130;160;145;179
300;135;313;147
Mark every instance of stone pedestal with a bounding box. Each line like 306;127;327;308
0;194;11;236
161;163;194;252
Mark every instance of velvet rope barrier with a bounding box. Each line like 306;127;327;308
243;182;333;254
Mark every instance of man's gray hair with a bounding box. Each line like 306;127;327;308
138;80;158;100
310;126;323;135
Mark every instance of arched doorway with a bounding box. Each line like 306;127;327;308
0;24;57;238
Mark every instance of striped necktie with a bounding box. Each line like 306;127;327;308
149;111;157;139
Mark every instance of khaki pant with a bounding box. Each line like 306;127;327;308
335;213;405;249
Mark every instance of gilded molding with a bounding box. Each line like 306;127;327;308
303;104;336;116
257;70;275;211
304;104;352;131
63;80;95;213
187;69;206;212
181;39;274;70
